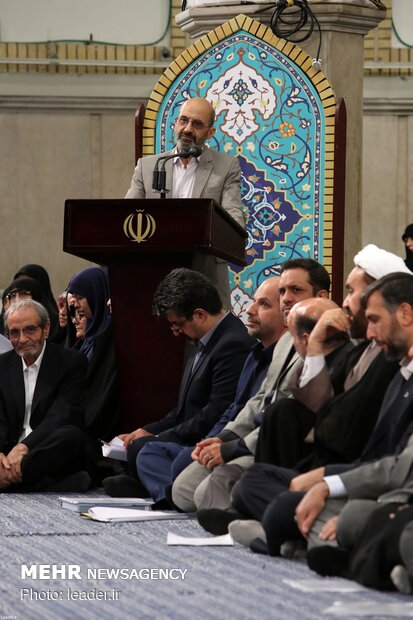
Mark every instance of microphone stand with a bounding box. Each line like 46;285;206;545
152;147;203;199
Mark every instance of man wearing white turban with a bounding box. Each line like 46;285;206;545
204;244;411;546
296;242;412;406
353;243;412;280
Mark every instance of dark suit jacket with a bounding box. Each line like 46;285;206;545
143;313;255;445
314;346;399;465
326;369;413;476
0;342;87;453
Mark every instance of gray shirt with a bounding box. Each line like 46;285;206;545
0;334;12;354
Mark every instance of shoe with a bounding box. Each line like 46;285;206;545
152;498;174;511
250;538;269;555
45;471;91;492
102;474;148;498
390;565;413;594
196;508;247;535
228;520;266;547
280;539;307;559
307;545;350;577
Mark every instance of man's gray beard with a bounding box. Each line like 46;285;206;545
15;347;39;363
177;137;196;152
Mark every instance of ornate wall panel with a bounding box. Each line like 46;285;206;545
142;14;336;317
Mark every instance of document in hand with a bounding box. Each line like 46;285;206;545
59;496;153;513
101;436;127;461
82;507;191;523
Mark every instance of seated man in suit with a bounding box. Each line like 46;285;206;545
103;268;254;497
196;296;353;535
305;433;413;591
291;273;413;563
171;258;330;514
125;97;244;307
0;299;89;492
135;276;286;504
223;246;406;548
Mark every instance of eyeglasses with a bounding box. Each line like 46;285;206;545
175;116;211;131
6;290;32;302
8;324;41;340
169;316;192;333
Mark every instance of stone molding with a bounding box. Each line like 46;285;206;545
176;2;385;38
0;95;139;112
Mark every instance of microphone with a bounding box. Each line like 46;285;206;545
178;145;203;159
152;146;203;193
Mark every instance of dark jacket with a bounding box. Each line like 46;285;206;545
143;313;255;445
314;344;399;465
0;342;87;453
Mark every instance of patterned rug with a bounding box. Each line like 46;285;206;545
0;492;411;620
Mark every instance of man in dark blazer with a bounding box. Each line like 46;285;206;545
223;247;406;544
295;272;413;549
0;299;89;491
135;276;286;504
305;433;413;588
125;97;244;308
103;268;254;497
172;258;331;514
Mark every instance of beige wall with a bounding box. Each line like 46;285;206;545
362;115;412;257
362;77;413;262
0;105;136;295
0;0;410;300
0;82;411;299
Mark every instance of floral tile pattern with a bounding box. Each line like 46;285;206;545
144;15;336;314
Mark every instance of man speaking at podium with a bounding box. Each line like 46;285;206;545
125;97;245;307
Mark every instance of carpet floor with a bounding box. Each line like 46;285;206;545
0;492;411;620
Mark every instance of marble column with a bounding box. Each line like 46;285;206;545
176;0;385;280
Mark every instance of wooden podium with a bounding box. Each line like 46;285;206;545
63;198;247;429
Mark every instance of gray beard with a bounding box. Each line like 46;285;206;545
177;137;196;152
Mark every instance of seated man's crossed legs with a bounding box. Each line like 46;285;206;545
172;455;253;514
172;460;211;513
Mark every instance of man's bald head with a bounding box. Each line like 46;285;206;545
174;98;216;153
289;297;337;326
288;297;346;357
246;277;285;347
180;98;215;126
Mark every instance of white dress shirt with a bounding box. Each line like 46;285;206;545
19;341;46;442
172;154;199;199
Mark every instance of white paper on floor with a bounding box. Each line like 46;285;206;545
284;578;365;593
167;532;234;546
324;601;413;616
